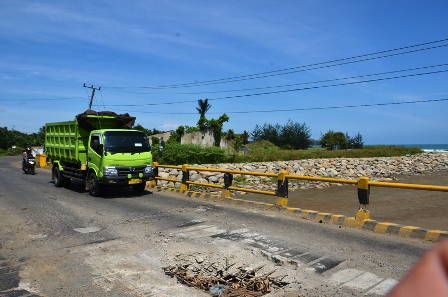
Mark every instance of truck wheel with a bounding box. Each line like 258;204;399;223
53;167;65;187
132;183;146;195
88;172;101;197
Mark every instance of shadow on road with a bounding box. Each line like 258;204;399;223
48;179;153;199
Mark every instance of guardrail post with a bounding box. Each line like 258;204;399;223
276;170;289;206
221;173;233;198
180;164;189;192
149;162;158;187
356;176;370;220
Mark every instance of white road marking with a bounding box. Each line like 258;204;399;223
343;271;384;290
174;224;225;239
328;268;364;285
367;279;398;295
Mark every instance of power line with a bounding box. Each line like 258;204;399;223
3;64;445;105
105;63;448;95
224;98;448;114
101;38;448;90
0;96;85;101
111;98;448;115
105;68;448;107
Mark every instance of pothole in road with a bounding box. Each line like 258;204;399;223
163;251;290;296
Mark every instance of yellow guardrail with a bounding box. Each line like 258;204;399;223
149;162;448;220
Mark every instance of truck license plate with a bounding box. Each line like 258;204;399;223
129;179;142;184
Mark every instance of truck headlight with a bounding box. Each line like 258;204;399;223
144;165;153;174
103;167;118;176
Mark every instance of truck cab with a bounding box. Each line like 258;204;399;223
86;129;154;196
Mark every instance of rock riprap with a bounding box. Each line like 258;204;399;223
155;152;448;193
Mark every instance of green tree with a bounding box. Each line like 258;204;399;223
196;99;211;119
133;124;163;136
36;126;46;145
225;129;235;140
133;124;151;135
151;136;160;146
0;127;9;150
184;125;199;133
197;117;209;131
208;114;229;146
251;120;311;149
233;136;243;150
320;130;348;150
279;119;312;150
347;132;364;149
168;126;185;144
241;130;249;145
251;123;280;144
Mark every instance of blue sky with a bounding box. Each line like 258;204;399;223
1;0;447;144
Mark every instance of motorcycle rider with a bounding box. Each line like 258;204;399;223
22;147;33;171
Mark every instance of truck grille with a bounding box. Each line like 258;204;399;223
116;166;146;176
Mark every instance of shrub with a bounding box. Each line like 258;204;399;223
152;143;226;165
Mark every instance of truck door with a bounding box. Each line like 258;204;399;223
88;133;103;177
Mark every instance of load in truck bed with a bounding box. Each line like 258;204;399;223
76;110;136;131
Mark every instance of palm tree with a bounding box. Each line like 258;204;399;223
196;99;211;118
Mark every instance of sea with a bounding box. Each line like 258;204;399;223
398;144;448;152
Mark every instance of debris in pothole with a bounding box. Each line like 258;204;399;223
163;260;289;296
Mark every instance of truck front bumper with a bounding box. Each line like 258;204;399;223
102;173;155;186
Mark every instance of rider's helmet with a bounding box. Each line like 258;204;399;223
26;147;31;152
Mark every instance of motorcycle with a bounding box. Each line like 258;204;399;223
22;155;36;175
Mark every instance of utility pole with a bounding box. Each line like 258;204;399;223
83;84;101;110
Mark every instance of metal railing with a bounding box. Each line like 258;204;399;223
149;162;448;220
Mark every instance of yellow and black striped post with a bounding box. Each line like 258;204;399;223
180;164;189;192
276;170;289;206
356;176;370;220
221;172;233;198
149;162;159;187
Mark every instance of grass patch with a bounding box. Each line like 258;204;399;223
225;142;423;164
151;141;424;165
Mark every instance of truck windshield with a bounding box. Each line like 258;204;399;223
103;131;150;153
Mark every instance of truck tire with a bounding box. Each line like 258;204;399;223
88;172;101;197
53;167;65;187
132;183;146;195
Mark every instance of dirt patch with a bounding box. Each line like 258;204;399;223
233;171;448;230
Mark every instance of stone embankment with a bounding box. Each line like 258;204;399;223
156;152;448;194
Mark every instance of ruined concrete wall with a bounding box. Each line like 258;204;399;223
149;131;173;146
149;129;228;148
181;129;228;148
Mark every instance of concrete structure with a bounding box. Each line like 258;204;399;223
150;129;228;148
148;131;173;146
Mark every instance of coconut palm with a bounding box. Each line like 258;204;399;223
196;99;211;118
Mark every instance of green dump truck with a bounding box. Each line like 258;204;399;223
45;110;154;196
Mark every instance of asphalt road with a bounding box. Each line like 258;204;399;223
0;156;437;296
